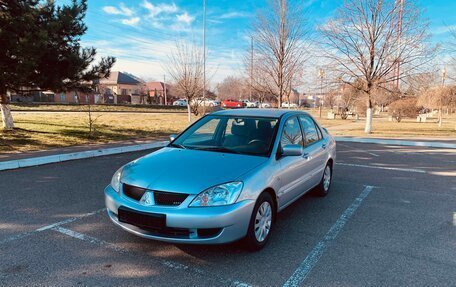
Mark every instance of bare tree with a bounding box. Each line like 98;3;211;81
417;85;455;126
372;87;399;112
324;89;338;110
252;0;310;108
320;0;436;133
450;29;456;77
165;42;204;122
216;76;248;100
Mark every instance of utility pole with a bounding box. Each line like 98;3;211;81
394;0;404;90
202;0;206;100
249;36;253;102
163;74;167;106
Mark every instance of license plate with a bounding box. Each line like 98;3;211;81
118;206;166;230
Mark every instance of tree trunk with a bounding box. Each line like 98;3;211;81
438;108;442;128
364;97;373;134
1;93;14;130
365;108;373;134
187;103;192;123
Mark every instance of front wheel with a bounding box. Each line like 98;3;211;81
315;163;332;197
244;192;275;251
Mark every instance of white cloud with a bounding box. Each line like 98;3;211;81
122;17;140;26
103;3;134;17
83;37;239;85
176;12;195;25
103;6;122;15
432;25;456;35
119;3;134;17
219;11;250;19
142;1;178;17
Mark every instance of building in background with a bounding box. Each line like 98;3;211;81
145;81;174;105
99;71;143;104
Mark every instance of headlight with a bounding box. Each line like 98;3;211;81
189;182;243;207
111;167;123;193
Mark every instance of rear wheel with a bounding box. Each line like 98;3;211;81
315;163;332;197
244;192;275;251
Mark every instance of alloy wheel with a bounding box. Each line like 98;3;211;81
254;201;272;242
323;165;331;192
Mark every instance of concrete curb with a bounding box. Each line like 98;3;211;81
1;137;454;172
0;141;169;172
334;137;456;149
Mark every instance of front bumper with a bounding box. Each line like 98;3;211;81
104;185;255;244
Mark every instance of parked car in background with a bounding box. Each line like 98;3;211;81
281;102;298;108
213;100;221;107
222;99;245;109
105;109;336;250
241;100;259;108
173;99;187;107
192;98;218;107
260;102;272;108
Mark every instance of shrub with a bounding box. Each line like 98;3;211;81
388;97;420;122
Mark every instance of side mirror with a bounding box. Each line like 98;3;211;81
169;134;177;141
281;144;303;157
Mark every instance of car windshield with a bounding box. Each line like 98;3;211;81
171;115;278;156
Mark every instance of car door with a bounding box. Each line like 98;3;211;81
277;116;315;208
299;115;328;188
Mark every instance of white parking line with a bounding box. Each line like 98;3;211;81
282;185;375;287
367;152;379;157
0;208;105;245
336;162;426;174
337;143;379;157
53;226;126;252
52;226;254;287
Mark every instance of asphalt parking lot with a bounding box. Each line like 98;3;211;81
1;142;455;286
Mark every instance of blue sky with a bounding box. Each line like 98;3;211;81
72;0;456;84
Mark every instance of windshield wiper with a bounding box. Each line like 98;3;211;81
169;143;187;149
194;146;240;154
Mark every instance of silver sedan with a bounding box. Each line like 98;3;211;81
105;109;336;250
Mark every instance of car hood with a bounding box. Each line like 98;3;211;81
121;147;268;195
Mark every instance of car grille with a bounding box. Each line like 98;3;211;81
123;184;146;201
154;191;188;206
123;184;188;206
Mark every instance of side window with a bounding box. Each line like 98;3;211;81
281;117;304;147
299;116;320;145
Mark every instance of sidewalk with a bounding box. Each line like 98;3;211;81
0;137;168;163
335;136;456;149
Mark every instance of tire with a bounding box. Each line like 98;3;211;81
315;162;332;197
244;192;275;251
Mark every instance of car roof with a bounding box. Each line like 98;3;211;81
211;108;309;118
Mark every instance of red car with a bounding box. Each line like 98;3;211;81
221;99;245;109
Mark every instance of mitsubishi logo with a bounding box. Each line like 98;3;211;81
140;191;155;206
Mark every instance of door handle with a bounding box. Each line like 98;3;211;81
322;143;327;149
302;152;310;159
